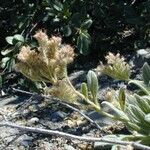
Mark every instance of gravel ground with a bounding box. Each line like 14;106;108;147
0;52;148;150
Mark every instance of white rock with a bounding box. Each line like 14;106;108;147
28;117;39;125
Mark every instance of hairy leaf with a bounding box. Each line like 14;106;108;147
87;70;99;104
101;101;129;121
134;94;150;114
129;80;150;95
81;82;88;99
142;62;150;85
118;88;126;111
145;113;150;123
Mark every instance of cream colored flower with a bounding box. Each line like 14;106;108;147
16;30;75;84
97;52;131;80
33;30;48;44
47;79;78;102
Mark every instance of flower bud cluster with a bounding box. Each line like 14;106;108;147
16;30;74;84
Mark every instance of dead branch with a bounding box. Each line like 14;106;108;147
0;122;150;150
12;88;102;131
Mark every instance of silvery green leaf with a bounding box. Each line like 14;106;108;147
125;105;141;124
145;113;150;123
126;94;137;106
142;62;150;85
87;70;99;103
129;80;150;95
101;101;129;121
134;94;150;114
129;105;145;121
0;75;2;88
81;82;88;98
118;88;125;111
126;121;141;131
128;105;150;130
94;142;112;149
140;136;150;145
142;96;150;105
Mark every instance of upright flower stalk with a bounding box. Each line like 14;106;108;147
16;30;78;102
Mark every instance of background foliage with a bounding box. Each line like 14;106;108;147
0;0;150;70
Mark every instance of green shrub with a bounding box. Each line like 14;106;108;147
1;0;149;56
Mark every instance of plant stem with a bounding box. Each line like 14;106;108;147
65;75;115;119
65;75;101;110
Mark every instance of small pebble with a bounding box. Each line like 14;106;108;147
28;117;39;125
64;144;76;150
28;105;39;112
94;141;112;150
22;109;30;117
17;134;33;148
12;112;21;118
50;111;67;122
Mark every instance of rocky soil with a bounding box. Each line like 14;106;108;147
0;52;148;150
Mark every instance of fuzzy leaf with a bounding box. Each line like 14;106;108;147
87;70;99;103
145;113;150;123
101;101;129;121
126;100;150;133
81;82;88;99
118;88;125;111
6;35;24;45
129;105;145;121
134;94;150;114
0;75;2;88
128;105;150;131
125;105;141;124
126;120;141;131
140;136;150;146
142;96;150;105
142;62;150;85
129;80;150;95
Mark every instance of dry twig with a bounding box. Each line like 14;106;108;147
0;122;150;150
12;88;102;130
